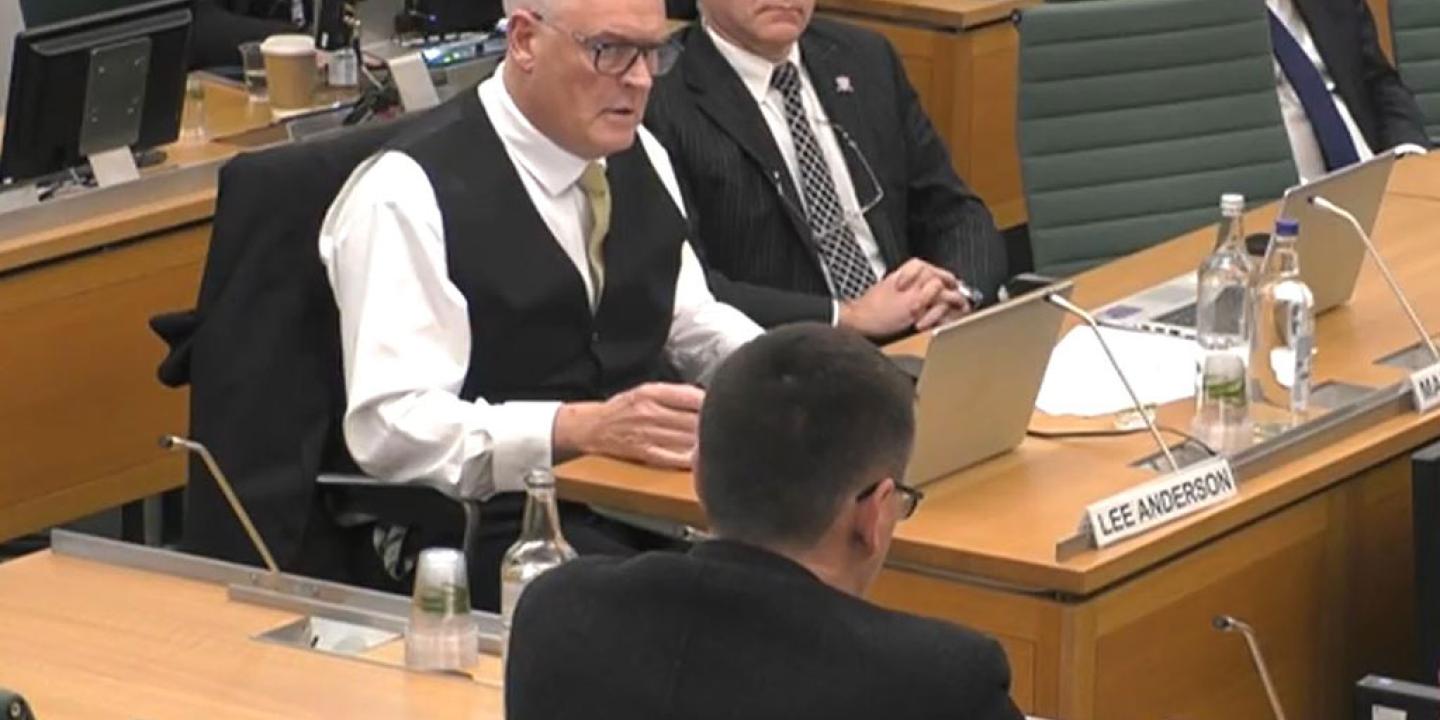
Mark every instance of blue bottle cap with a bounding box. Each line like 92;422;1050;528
1274;218;1300;236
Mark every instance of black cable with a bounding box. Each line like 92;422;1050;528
1026;424;1219;457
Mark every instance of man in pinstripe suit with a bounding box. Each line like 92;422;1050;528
646;0;1008;339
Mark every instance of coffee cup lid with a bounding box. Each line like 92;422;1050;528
261;33;315;56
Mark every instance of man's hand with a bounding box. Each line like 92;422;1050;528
553;383;705;469
838;259;972;338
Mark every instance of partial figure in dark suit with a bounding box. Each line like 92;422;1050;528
189;0;304;69
1267;0;1430;183
507;323;1024;720
645;0;1007;340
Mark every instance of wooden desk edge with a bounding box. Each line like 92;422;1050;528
819;0;1037;30
0;190;217;275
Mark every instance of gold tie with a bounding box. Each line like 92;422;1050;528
577;162;611;304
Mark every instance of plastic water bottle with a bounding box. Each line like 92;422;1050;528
1249;218;1315;424
1194;193;1255;451
499;469;577;665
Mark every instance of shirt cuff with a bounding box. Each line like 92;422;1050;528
472;400;562;496
1393;143;1429;157
831;300;841;327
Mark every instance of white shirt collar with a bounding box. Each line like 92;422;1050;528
476;66;599;197
702;22;803;106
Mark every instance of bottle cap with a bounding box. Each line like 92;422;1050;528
1220;193;1245;215
524;468;556;489
1274;218;1300;236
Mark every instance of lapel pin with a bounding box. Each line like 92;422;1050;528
835;75;854;94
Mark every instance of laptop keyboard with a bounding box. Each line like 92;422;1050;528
1153;303;1198;328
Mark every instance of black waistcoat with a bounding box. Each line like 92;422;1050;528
389;90;683;403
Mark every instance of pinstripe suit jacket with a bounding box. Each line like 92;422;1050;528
646;20;1007;328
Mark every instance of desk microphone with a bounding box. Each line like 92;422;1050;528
0;687;35;720
1309;195;1440;364
158;435;280;576
1213;614;1288;720
1045;293;1180;473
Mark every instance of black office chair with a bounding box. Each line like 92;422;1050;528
151;110;480;590
1415;441;1440;685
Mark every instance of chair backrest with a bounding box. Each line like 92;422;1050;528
1016;0;1296;276
1391;0;1440;142
1416;441;1440;685
180;114;425;572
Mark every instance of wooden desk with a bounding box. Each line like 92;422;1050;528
558;152;1440;719
0;548;502;719
0;80;299;542
1387;150;1440;200
818;0;1036;229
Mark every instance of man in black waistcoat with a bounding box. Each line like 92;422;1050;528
506;323;1024;720
645;0;1008;340
318;0;761;608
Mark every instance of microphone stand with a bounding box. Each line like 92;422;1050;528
159;435;281;576
1214;614;1288;720
1309;195;1440;364
1046;293;1180;473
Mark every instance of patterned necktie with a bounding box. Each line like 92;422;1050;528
1266;9;1362;171
770;61;877;300
577;162;611;305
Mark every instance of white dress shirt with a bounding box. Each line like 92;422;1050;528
704;24;888;297
318;70;761;499
1268;0;1375;183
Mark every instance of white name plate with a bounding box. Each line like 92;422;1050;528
1086;457;1238;549
1409;363;1440;414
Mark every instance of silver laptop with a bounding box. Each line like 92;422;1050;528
902;280;1073;486
1094;150;1397;339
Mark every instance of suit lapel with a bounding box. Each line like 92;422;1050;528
1289;0;1346;91
681;28;812;244
800;31;902;270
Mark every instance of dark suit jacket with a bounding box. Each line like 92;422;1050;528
506;540;1024;720
188;0;298;69
646;21;1008;329
1295;0;1430;151
152;115;423;577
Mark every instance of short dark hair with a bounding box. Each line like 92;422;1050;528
697;323;916;548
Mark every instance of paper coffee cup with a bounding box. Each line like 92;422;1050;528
260;34;317;111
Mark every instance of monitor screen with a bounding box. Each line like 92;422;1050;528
0;0;192;184
19;0;154;28
412;0;503;35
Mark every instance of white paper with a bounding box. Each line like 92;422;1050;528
1372;706;1407;720
1036;326;1201;417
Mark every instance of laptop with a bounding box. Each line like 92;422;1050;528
900;279;1073;486
1094;150;1398;339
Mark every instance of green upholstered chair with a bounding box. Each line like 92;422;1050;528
1016;0;1297;276
1391;0;1440;142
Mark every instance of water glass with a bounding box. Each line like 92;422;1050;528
404;547;479;672
179;75;207;142
238;41;268;103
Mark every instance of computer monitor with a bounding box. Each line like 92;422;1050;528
0;0;192;187
18;0;156;27
409;0;503;35
1355;676;1440;720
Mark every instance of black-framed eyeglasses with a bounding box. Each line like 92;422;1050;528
531;12;682;78
856;478;924;520
767;118;885;243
